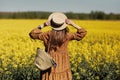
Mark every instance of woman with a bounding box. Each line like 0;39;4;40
29;12;87;80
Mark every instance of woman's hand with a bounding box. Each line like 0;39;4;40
65;19;74;26
38;21;51;29
65;19;81;29
44;21;51;26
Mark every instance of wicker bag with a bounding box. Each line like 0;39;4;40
34;47;56;71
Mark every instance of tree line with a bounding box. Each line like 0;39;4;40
0;11;120;20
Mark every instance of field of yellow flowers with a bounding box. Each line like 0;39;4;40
0;19;120;80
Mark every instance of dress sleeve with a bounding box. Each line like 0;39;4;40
29;28;49;41
68;28;87;41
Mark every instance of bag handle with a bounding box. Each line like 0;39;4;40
47;33;57;68
47;32;52;53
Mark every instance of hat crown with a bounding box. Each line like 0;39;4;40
51;13;67;24
52;16;64;25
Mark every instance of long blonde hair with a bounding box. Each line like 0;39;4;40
50;28;69;50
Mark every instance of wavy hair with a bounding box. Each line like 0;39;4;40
50;27;69;50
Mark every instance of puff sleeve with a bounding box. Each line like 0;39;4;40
68;28;87;41
29;28;49;41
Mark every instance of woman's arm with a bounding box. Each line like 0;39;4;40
29;21;50;39
66;19;87;41
65;19;82;29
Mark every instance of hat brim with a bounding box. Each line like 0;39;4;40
51;23;67;30
48;12;67;30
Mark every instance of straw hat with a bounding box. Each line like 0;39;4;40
48;12;67;30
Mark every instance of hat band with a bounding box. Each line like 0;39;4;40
50;19;64;28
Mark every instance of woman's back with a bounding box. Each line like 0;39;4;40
29;12;87;80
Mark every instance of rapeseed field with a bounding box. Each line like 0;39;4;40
0;19;120;80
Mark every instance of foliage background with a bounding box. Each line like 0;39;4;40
0;11;120;20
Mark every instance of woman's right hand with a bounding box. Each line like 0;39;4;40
38;21;51;29
44;21;51;26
